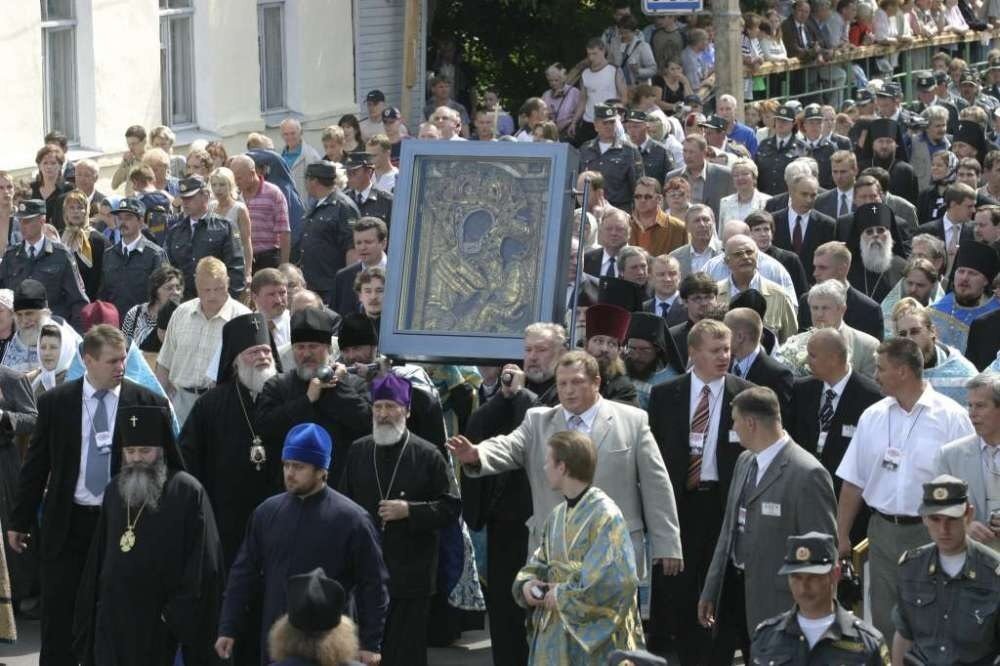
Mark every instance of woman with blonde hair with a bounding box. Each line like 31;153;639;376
208;167;253;264
149;125;187;178
60;189;107;299
267;569;362;666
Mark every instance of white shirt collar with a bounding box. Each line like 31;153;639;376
691;372;725;398
729;272;762;296
823;368;852;395
123;235;143;253
656;292;678;307
754;433;790;479
684;163;708;180
24;237;44;255
83;376;122;400
563;398;602;429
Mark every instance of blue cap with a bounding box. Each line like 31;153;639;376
282;423;332;470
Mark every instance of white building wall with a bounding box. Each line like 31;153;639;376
0;0;359;186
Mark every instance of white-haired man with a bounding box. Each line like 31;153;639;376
280;117;322;201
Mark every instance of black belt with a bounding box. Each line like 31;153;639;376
875;510;922;525
179;386;209;395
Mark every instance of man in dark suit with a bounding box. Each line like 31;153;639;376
7;325;169;666
330;217;388;316
725;308;793;423
787;329;882;544
915;182;978;278
344;152;393;227
667;272;720;372
815;149;858;221
797;240;884;339
966;308;1000;369
584;209;631;278
644;254;688;326
781;1;827;99
746;211;809;300
647;319;753;664
772;174;837;283
665;134;734;220
698;386;837;664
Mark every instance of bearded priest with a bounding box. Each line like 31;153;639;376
74;404;223;665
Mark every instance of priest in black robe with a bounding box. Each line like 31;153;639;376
858;118;919;205
462;322;563;666
180;312;283;568
340;374;460;666
846;202;908;303
216;422;389;665
256;307;372;486
584;303;640;407
73;404;223;666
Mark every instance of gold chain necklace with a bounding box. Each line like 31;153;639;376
120;500;147;553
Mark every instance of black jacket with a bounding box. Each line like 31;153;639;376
299;191;360;297
346;187;393;228
331;261;364;316
639;139;673;186
772;208;837;284
98;237;167;319
0;238;89;330
743;351;795;424
164;214;246;298
579;139;644;210
648;373;754;504
11;379;168;558
798;285;884;340
755;136;808;195
643;296;688;327
256;371;372;487
600;372;640;407
966;308;1000;370
763;245;809;300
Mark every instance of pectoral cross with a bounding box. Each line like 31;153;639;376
251;318;261;331
129;415;138;427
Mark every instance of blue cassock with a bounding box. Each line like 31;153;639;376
929;294;1000;354
218;486;390;664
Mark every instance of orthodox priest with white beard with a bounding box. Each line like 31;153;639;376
340;374;461;666
847;203;907;303
74;404;223;666
180;312;283;570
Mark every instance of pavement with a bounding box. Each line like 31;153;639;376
0;618;495;665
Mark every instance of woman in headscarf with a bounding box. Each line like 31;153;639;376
60;189;107;300
917;149;958;223
30;322;78;398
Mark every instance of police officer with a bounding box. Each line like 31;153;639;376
299;160;360;306
343;152;393;227
0;199;88;329
751;532;889;665
893;475;1000;664
755;105;807;195
800;105;837;190
624;109;672;186
98;197;167;317
579;104;644;210
164;175;246;299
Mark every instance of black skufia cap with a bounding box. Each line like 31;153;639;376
598;276;646;312
338;312;378;349
286;567;346;633
217;313;271;383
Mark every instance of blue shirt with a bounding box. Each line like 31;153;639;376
728;122;759;157
281;145;302;172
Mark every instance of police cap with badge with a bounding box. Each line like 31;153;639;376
111;197;146;218
178;175;208;198
778;532;837;575
305;160;339;181
593;104;618;122
15;200;46;220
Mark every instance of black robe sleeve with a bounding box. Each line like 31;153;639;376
72;498;107;666
217;511;264;640
406;447;461;534
0;370;37;437
350;513;391;652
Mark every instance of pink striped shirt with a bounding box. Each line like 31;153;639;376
245;179;290;253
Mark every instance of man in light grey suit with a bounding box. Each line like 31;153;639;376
448;350;683;580
666;134;734;222
697;386;836;664
934;371;1000;551
670;204;724;278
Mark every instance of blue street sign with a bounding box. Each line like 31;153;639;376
642;0;704;13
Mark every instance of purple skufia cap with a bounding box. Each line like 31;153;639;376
371;373;412;408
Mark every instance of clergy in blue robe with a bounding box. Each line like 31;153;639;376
216;423;389;665
514;431;643;665
929;241;1000;353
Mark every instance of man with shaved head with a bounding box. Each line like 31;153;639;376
231;154;291;271
788;328;882;545
702;220;798;303
715;235;798;343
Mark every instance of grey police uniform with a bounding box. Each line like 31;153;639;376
164;214;246;299
751;603;889;665
579;138;644;210
893;540;1000;665
0;238;88;329
347;186;393;228
755;135;808;196
298;189;360;305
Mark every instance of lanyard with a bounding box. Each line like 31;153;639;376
888;404;925;451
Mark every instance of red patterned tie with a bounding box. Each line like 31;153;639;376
687;385;712;490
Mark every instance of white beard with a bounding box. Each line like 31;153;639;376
861;237;893;274
373;420;407;446
17;326;40;347
236;360;277;396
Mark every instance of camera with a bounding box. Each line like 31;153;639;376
314;365;334;383
501;371;514;386
348;363;380;376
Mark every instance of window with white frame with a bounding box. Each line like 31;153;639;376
159;0;196;126
41;0;79;142
258;1;287;112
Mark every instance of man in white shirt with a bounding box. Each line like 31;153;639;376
835;336;974;642
584;209;631;278
704;220;798;304
669;205;723;277
365;135;398;194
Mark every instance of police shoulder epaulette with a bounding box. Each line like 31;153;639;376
754;614;783;633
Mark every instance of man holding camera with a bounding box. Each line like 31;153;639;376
257;307;372;486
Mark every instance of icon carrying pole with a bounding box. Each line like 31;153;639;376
567;178;590;348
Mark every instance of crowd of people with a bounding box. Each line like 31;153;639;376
0;2;998;665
